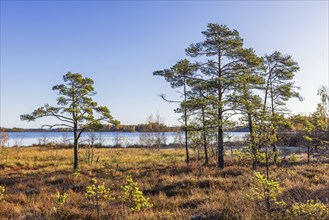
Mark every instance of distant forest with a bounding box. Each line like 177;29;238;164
0;124;179;133
0;124;249;133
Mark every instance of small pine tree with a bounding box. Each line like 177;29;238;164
85;178;114;219
52;191;68;213
120;175;153;212
246;172;285;211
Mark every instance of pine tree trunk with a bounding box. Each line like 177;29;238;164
73;123;79;170
265;145;271;211
217;51;224;169
184;82;189;166
248;113;257;170
73;137;79;170
203;125;208;166
201;101;208;165
218;127;224;168
270;79;278;163
265;146;269;180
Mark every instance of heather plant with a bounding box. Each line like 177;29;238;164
120;175;153;212
246;172;285;211
1;146;329;219
85;178;114;219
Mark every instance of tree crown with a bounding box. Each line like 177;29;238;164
21;72;118;130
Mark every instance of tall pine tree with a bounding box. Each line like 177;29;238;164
186;23;261;168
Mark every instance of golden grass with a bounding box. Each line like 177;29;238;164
0;146;328;219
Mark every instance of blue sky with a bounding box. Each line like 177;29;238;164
1;1;328;128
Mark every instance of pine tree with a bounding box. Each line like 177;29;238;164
21;72;118;170
262;52;301;163
186;23;261;168
153;59;198;165
228;68;264;169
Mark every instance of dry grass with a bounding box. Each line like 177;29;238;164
0;146;328;219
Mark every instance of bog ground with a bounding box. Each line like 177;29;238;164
0;147;328;220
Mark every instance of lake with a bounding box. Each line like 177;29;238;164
4;131;249;147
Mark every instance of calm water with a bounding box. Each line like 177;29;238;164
5;131;249;147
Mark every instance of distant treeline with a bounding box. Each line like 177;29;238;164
0;124;181;133
0;124;249;133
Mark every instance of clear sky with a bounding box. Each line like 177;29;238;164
1;1;328;128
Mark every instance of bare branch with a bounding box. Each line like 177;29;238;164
158;94;180;103
77;127;86;141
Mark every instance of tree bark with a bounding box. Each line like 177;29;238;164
183;81;189;166
217;50;224;169
270;80;278;163
248;113;257;170
201;102;208;165
72;81;79;171
73;130;79;170
73;120;79;170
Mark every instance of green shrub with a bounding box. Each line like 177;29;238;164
232;148;252;165
286;200;329;219
289;153;299;163
85;178;114;218
120;175;153;212
73;171;80;177
246;172;285;210
52;191;68;212
232;149;245;165
0;185;5;202
256;150;267;164
85;178;114;200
